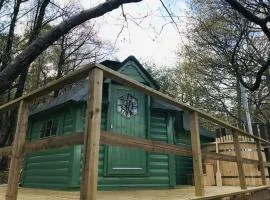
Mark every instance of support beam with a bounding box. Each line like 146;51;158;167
5;100;29;200
190;111;205;196
0;131;267;166
80;68;103;200
232;129;247;190
256;140;267;185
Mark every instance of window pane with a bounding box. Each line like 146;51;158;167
40;123;46;138
47;120;52;129
51;120;58;136
40;119;59;138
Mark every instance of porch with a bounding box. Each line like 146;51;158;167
0;185;269;200
0;64;269;200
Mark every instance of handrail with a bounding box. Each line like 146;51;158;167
96;64;270;145
0;64;95;112
0;64;268;144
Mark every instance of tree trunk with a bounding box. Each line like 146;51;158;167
1;0;22;71
14;0;50;98
236;79;243;128
54;36;66;97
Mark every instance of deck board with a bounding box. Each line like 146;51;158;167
0;185;266;200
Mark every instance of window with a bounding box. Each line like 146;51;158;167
40;119;59;138
117;93;138;118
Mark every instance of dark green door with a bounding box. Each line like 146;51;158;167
107;85;147;176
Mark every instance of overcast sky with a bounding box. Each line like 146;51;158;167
79;0;188;66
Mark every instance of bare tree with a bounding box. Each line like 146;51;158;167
179;0;270;126
0;0;130;170
51;23;112;96
222;0;270;91
0;0;142;93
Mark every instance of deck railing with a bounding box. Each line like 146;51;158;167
0;65;269;200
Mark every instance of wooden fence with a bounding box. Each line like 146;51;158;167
0;64;270;200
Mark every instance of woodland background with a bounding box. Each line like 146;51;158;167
0;0;269;171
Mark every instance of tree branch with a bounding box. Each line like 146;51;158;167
237;58;270;91
224;0;264;25
0;0;142;93
159;0;181;36
224;0;270;40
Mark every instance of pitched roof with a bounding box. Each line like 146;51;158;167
30;56;173;115
100;60;121;71
119;56;160;89
101;56;160;89
151;99;181;111
30;80;88;115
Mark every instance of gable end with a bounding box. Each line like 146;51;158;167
118;56;159;89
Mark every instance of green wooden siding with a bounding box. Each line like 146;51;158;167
21;106;77;189
106;85;147;176
120;62;148;84
175;128;193;185
99;110;171;189
71;110;173;189
174;122;214;185
22;103;214;189
175;155;193;185
21;147;75;188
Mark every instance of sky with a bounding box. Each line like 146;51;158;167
78;0;189;67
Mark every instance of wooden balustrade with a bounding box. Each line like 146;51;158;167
232;129;247;190
0;64;269;200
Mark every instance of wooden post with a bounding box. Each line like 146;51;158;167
256;140;267;185
6;100;29;200
80;68;103;200
215;138;222;187
189;111;205;196
232;130;247;190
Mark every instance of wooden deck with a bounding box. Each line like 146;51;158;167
0;185;268;200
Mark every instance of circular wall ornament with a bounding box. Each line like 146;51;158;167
117;93;138;118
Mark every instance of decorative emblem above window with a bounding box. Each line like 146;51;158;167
117;94;138;118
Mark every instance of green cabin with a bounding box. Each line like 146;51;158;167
21;56;214;190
